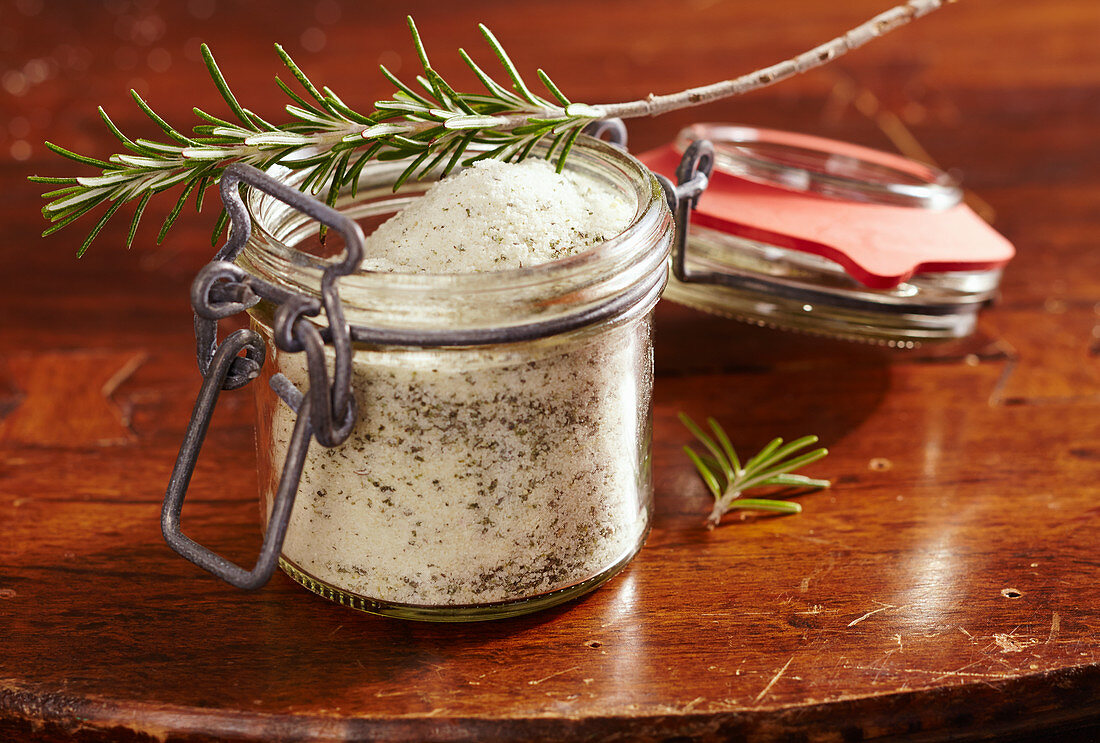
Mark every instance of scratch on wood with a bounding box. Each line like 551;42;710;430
0;351;148;446
959;626;974;639
987;338;1020;406
798;552;838;593
848;603;895;627
944;660;981;679
1046;612;1061;644
528;666;580;686
682;696;705;712
857;665;1015;681
100;352;148;398
754;656;793;705
993;633;1039;653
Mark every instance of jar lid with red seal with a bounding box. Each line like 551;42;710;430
640;123;1015;346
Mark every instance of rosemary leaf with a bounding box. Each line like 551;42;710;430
98;107;153;155
201;43;258;130
194;175;212;213
157;179;199;244
273;44;328;109
43;142;113;170
42;201;103;237
209;206;229;247
77;200;123;257
126;191;153;249
276;77;326;116
130;89;195;146
379;64;433;108
28;175;80;185
763;473;832;489
708;416;741;475
444;114;507;130
683;446;723;500
478;23;545;108
460;48;526;105
678;412;731;478
742;437;784;473
553;126;582;173
393;149;433;191
726;499;803;514
536;69;571;106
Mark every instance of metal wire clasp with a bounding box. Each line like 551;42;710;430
162;163;363;590
653;139;716;286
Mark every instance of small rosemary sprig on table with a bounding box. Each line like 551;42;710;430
680;413;830;528
32;1;951;255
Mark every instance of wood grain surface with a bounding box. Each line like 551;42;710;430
2;1;1099;741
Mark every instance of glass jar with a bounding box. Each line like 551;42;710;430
233;139;672;621
642;124;1014;346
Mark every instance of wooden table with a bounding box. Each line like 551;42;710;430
2;1;1098;740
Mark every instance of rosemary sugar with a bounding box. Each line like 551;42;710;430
266;159;650;607
360;158;633;273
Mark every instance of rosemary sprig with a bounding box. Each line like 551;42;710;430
30;18;599;255
680;413;830;528
32;1;951;255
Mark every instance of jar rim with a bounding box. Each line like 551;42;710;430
237;136;674;338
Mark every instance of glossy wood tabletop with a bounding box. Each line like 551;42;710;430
2;1;1099;741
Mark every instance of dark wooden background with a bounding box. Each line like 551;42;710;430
2;1;1098;741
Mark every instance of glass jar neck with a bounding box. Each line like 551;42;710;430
236;138;673;342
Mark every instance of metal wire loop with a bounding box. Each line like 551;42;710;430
162;327;312;590
192;311;266;391
665;139;715;285
675;139;714;209
219;163;362;448
273;294;322;353
191;261;260;320
294;316;357;447
582;118;628;149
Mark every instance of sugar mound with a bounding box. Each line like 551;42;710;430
361;158;634;274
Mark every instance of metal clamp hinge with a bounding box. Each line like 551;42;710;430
162;163;364;590
653;139;715;286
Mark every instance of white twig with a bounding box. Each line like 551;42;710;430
598;0;952;121
390;0;952;138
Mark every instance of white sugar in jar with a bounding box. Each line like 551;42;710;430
239;138;672;620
